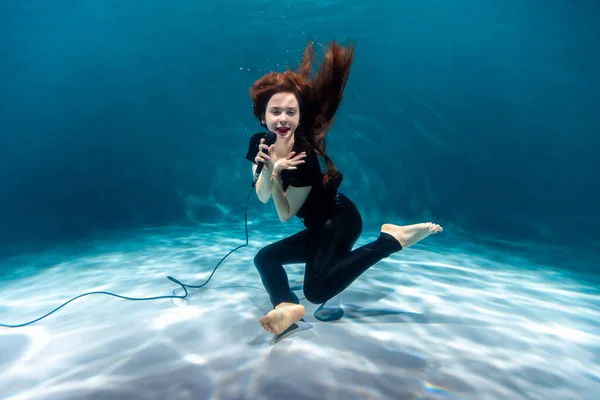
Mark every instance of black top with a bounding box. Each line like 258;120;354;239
245;131;342;226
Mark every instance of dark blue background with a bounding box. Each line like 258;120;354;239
1;1;598;264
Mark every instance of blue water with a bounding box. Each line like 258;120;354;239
1;1;598;399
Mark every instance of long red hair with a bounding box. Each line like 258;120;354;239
249;39;355;186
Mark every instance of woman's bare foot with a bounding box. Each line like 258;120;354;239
381;222;443;249
259;302;306;335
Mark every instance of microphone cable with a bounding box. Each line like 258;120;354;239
0;184;257;328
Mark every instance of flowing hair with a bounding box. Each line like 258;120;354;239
249;39;355;186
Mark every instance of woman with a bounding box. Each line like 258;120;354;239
246;40;442;336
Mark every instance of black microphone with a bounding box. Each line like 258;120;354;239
253;131;277;184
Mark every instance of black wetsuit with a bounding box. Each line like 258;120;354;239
246;132;402;307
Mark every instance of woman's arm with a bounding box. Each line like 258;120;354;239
271;171;311;222
253;164;273;203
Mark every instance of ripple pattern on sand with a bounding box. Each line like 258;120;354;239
0;225;598;399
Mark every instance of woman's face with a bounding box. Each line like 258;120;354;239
262;92;300;140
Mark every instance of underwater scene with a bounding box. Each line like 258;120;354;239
1;1;598;399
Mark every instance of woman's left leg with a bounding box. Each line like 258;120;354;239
253;229;311;308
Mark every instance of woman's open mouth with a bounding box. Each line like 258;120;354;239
276;128;290;134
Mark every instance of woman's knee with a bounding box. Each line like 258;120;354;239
303;283;329;304
253;245;274;271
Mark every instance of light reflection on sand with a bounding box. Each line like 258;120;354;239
0;225;598;400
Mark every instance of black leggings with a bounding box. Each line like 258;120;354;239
254;193;402;307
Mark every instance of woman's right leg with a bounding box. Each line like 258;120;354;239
253;229;311;308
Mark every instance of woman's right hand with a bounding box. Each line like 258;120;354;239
255;138;275;172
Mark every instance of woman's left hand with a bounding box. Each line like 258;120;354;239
273;151;307;175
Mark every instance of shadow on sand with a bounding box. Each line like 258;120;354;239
243;281;487;345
